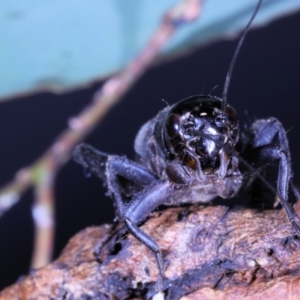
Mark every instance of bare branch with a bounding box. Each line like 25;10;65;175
0;0;202;268
31;159;56;268
1;201;300;299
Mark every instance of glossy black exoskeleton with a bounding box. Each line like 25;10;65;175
73;0;300;292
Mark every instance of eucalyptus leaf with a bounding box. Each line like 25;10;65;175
0;0;299;100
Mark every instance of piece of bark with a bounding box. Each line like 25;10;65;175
1;201;300;300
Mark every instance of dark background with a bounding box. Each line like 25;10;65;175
0;10;300;291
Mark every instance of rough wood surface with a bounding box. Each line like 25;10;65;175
1;201;300;299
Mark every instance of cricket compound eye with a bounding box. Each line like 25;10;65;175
165;113;181;139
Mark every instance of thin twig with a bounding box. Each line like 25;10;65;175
31;159;55;268
0;0;202;269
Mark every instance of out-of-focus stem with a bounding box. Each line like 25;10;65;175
0;168;32;218
0;0;202;269
31;159;56;268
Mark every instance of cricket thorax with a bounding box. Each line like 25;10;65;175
164;173;244;206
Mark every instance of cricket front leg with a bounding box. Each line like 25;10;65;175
106;155;159;220
241;118;300;234
106;161;172;291
123;181;175;292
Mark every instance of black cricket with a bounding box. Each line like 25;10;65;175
73;0;300;290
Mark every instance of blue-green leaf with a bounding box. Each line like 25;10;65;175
0;0;299;99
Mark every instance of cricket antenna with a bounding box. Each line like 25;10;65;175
221;0;262;115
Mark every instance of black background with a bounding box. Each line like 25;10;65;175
1;10;300;291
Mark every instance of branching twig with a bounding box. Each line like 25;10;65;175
0;0;202;269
